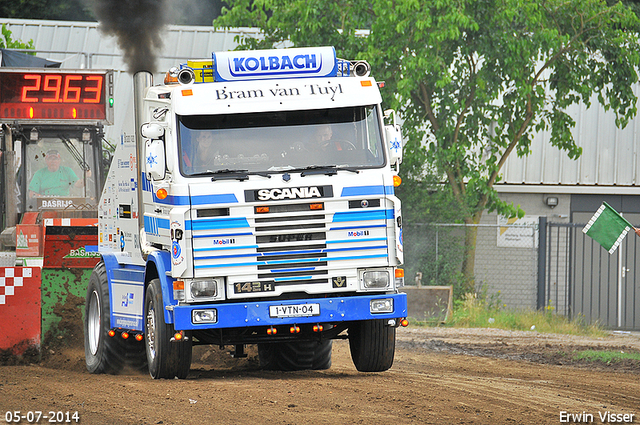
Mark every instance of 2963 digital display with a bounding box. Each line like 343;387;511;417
0;69;113;123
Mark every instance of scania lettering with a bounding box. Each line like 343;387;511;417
84;46;407;379
257;187;323;201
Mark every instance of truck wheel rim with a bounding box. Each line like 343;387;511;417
87;290;101;356
146;304;157;360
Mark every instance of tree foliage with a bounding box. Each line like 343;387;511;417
216;0;640;290
215;0;371;55
1;24;34;51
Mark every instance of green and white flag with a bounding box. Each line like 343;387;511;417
582;202;634;254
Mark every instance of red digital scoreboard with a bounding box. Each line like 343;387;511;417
0;69;114;124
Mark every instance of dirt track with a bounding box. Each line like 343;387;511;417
1;327;639;425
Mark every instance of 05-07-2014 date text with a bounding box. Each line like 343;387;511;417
4;411;79;423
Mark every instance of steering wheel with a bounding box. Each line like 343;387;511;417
325;139;357;152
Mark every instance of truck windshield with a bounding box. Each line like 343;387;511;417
178;105;385;176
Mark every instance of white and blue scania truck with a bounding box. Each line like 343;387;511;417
84;46;407;379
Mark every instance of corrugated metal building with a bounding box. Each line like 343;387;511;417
501;93;640;191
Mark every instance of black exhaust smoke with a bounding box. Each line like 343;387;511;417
88;0;169;74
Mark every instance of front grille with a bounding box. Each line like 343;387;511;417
255;223;325;232
255;232;326;244
191;198;391;296
253;205;330;285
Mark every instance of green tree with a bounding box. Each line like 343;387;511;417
215;0;371;55
216;0;640;292
1;24;34;51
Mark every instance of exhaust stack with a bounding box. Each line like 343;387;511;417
133;71;153;257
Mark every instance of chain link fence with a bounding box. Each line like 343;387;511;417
403;222;539;310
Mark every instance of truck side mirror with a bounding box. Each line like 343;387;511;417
141;122;164;139
145;139;166;180
142;123;166;180
384;109;403;168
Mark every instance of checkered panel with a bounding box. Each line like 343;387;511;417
0;267;42;353
0;267;33;305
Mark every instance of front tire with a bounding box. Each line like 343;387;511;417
84;261;125;374
348;319;395;372
144;278;192;379
258;340;332;371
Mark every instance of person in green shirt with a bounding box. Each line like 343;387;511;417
28;149;84;197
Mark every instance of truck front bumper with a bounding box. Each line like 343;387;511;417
173;292;407;330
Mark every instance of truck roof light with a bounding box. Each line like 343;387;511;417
393;175;402;187
164;72;179;85
165;66;180;84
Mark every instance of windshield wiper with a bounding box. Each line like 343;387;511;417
335;165;360;173
250;171;272;178
293;165;360;177
188;168;272;181
190;169;272;181
188;170;217;177
212;169;259;181
187;168;249;180
212;168;249;174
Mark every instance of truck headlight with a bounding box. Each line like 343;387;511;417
190;279;217;298
370;298;394;313
362;270;390;289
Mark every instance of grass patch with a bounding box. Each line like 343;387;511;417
573;350;640;363
412;292;606;337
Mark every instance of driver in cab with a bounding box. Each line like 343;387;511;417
307;123;355;152
28;149;86;197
